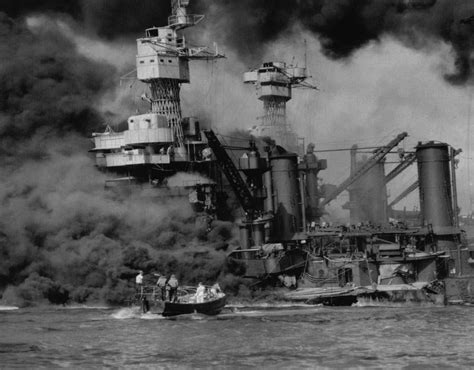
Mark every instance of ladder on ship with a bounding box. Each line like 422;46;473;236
203;130;255;216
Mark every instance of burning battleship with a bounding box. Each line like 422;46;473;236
223;136;474;305
90;0;225;217
89;0;474;306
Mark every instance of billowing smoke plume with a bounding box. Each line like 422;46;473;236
7;1;473;83
0;10;242;307
0;13;111;162
2;0;170;38
198;0;474;84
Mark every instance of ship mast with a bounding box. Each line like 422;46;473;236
136;0;224;152
91;0;225;191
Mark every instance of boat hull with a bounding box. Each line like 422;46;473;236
162;295;227;317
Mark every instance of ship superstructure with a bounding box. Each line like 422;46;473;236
244;61;316;153
90;0;224;212
206;129;474;304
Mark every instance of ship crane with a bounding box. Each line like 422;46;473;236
341;151;417;215
203;130;257;217
384;152;417;184
388;180;419;208
320;132;408;207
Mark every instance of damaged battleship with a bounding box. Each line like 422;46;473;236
223;135;474;306
89;0;474;307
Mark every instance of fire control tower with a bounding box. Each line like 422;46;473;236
244;61;316;153
91;1;223;171
134;0;224;156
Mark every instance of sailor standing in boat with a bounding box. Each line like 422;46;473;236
195;282;206;303
156;274;168;301
135;271;144;295
167;274;179;302
210;283;222;297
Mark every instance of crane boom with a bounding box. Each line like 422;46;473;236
203;130;255;215
320;132;408;207
385;152;416;184
388;180;419;208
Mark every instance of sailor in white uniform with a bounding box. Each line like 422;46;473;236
195;282;206;303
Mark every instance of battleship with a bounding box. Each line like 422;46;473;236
90;0;474;306
221;133;474;305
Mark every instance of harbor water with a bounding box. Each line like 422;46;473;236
1;303;473;368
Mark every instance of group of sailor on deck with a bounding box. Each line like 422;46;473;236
135;271;179;302
135;271;221;303
156;273;179;302
196;282;222;302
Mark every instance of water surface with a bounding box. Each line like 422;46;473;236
1;303;473;368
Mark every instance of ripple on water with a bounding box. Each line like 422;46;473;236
0;343;42;353
1;304;473;368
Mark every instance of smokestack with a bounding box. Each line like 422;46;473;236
346;152;388;225
416;141;454;231
269;147;301;240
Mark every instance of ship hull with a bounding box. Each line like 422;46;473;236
283;282;446;306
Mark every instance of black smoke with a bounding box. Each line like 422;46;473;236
197;0;474;84
0;12;112;164
0;12;243;307
0;1;81;18
4;0;473;83
1;0;171;38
